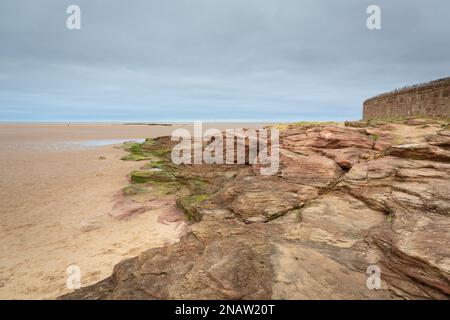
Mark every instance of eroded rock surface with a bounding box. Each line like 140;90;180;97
60;120;450;300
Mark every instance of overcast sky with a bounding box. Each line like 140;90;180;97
0;0;449;122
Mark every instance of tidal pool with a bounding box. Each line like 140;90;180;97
76;138;146;147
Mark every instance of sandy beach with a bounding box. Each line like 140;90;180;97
0;123;267;299
0;123;178;299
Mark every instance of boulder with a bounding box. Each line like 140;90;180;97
386;144;450;162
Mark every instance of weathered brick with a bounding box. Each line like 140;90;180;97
363;78;450;120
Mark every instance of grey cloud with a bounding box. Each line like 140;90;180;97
0;0;449;121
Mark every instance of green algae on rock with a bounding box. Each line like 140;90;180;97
130;169;175;183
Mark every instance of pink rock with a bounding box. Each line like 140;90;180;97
157;205;185;225
109;199;148;220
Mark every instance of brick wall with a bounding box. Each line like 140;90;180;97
363;78;450;120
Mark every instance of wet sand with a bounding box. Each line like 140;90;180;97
0;123;267;299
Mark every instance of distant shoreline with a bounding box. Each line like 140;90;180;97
0;121;277;125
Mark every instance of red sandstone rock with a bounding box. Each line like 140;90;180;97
282;126;374;149
386;143;450;162
426;130;450;146
60;122;450;300
109;200;149;220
